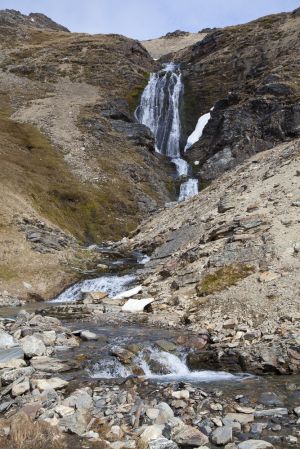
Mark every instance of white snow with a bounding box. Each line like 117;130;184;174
184;111;211;152
113;285;143;300
122;298;154;313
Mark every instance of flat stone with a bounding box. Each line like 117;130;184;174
156;340;177;352
211;426;233;445
238;440;273;449
0;358;26;369
1;367;34;385
254;408;288;418
148;438;179;449
32;377;68;391
114;286;143;300
225;413;254;424
235;405;255;414
54;405;75;417
59;410;88;436
30;356;73;373
12;377;30;397
63;388;93;411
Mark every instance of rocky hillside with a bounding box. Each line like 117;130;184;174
125;137;300;373
0;11;176;300
173;9;300;181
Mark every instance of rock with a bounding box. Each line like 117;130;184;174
148;438;179;449
20;335;46;358
156;340;177;352
63;388;93;411
238;441;273;449
146;408;160;420
223;319;237;329
140;425;165;443
211;426;233;445
80;330;98;341
294;407;300;417
32;377;68;391
218;197;235;213
41;331;56;346
258;272;279;283
114;286;143;300
156;402;174;424
254;408;288;418
111;347;134;364
59;410;89;436
172;425;209;447
82;291;108;304
257;392;283;407
11;377;30;397
234;405;255;414
224;413;254;424
54;405;75;417
286;436;298;445
122;298;154;313
30;356;74;373
171;390;190;400
1;366;34;385
0;358;26;369
0;347;24;364
0;331;17;348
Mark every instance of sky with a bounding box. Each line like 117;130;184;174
0;0;299;40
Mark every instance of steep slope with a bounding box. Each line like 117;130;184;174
0;12;176;300
125;138;300;372
173;10;300;181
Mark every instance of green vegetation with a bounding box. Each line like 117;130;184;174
126;72;149;113
196;264;255;296
0;265;17;280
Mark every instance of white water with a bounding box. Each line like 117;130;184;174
184;111;211;152
171;157;189;177
136;63;199;201
91;347;248;383
179;179;199;202
136;63;183;158
52;274;136;303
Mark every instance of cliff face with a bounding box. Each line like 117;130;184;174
0;12;176;300
174;11;300;181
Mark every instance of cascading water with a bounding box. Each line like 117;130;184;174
136;63;198;201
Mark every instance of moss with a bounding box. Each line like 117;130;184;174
126;72;150;113
0;266;17;280
196;264;255;296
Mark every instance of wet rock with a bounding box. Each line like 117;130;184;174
257;392;283;407
19;335;46;358
32;377;68;391
0;331;17;348
149;438;179;449
156;340;177;352
80;330;98;341
238;441;273;449
111;347;135;364
82;291;108;304
11;377;30;397
172;390;190;400
211;426;233;445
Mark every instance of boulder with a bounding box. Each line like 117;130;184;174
172;425;209;447
80;330;98;341
211;426;233;445
254;408;288;418
156;340;177;352
32;377;68;391
30;356;75;373
0;347;24;364
122;298;154;313
11;377;30;397
140;425;165;443
59;410;89;436
0;331;16;348
20;335;46;358
1;366;34;385
224;413;254;424
155;402;174;424
63;388;93;411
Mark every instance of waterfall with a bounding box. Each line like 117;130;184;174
136;63;198;200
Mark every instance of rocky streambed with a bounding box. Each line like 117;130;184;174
0;249;299;449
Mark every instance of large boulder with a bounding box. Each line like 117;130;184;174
19;335;46;358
